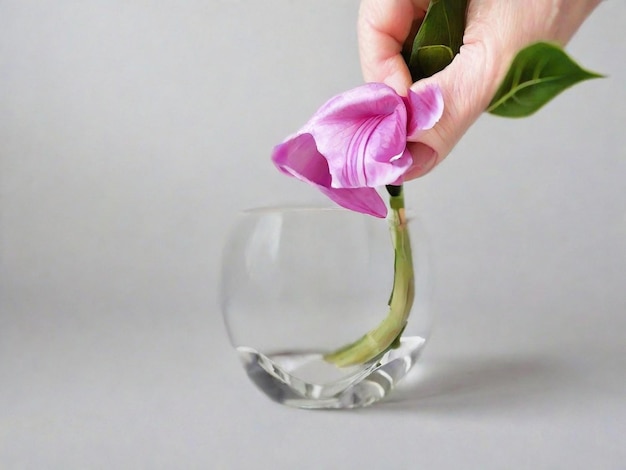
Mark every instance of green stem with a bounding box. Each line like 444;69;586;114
323;187;415;367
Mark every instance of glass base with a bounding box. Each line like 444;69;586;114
237;337;426;409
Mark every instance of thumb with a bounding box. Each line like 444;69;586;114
404;41;507;180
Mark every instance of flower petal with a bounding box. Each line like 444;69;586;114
271;133;331;187
304;83;408;188
309;83;403;127
379;147;414;186
271;82;445;217
271;133;387;218
404;84;444;137
319;186;387;218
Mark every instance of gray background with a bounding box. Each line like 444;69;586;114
1;1;624;468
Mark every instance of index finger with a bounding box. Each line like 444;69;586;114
358;0;430;94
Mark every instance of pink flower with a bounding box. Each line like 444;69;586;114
271;83;443;217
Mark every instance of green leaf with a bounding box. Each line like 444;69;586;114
487;42;603;118
406;0;468;81
415;45;454;78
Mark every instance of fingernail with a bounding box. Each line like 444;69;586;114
406;143;438;179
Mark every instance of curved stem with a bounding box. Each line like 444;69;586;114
324;187;415;367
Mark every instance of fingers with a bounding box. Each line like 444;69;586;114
358;0;430;94
403;0;603;180
358;0;602;180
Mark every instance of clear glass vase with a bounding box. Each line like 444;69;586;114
220;206;432;409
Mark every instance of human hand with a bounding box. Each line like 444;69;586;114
358;0;602;180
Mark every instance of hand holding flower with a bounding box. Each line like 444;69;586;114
358;0;602;179
272;83;443;217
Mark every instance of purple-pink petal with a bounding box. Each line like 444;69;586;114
270;82;444;218
319;186;387;218
304;83;408;189
272;133;331;187
404;84;444;137
271;133;387;217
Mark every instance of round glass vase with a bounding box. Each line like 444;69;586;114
220;206;432;409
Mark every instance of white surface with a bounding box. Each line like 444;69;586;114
1;1;625;468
